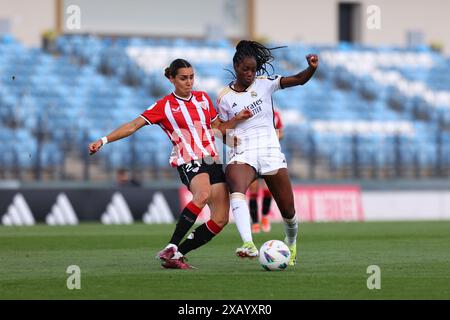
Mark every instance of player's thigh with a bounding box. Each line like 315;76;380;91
263;168;295;217
260;178;268;190
189;173;212;205
225;163;257;193
207;182;230;227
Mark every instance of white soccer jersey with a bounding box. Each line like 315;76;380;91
217;75;282;151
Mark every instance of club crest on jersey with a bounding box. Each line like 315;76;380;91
251;91;257;98
199;102;208;110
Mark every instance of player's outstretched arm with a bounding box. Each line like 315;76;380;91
280;54;319;88
88;116;147;155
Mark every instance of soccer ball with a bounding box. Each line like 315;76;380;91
259;240;291;271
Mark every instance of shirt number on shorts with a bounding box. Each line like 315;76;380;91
186;161;201;173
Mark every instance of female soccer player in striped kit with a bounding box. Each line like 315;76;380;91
89;59;251;269
217;40;318;265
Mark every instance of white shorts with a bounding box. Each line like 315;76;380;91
227;148;288;175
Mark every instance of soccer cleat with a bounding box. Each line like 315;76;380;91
284;238;297;266
157;245;176;262
261;216;271;232
235;241;259;258
161;256;195;270
251;223;261;234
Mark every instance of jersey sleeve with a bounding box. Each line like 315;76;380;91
217;98;230;122
140;101;164;125
203;92;219;122
264;74;283;94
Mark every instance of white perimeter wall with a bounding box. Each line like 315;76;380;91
362;191;450;221
2;0;449;55
0;0;54;47
61;0;248;39
254;0;450;55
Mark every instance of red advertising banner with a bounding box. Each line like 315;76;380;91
179;185;365;223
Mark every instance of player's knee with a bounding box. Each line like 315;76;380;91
227;181;247;194
280;206;296;219
225;173;240;190
213;216;229;228
193;190;211;207
248;182;258;193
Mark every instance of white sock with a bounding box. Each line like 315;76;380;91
166;243;178;250
171;251;183;260
283;216;298;245
230;192;253;243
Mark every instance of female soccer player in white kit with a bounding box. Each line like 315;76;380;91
217;40;319;265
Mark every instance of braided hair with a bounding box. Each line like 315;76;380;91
231;40;286;77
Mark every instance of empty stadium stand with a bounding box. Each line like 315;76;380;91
1;33;450;181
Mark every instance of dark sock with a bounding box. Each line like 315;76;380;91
169;201;201;246
178;220;222;255
249;193;258;223
262;196;272;216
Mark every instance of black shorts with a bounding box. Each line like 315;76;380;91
177;159;226;189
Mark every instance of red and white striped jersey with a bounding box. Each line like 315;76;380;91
140;91;219;167
274;109;283;130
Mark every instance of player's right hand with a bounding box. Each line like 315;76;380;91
88;140;103;155
236;109;253;121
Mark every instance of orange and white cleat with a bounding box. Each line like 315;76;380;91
261;216;271;233
251;223;261;234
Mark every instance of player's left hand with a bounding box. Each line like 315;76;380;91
232;135;241;147
224;134;241;147
306;54;319;69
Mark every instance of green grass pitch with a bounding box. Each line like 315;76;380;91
0;221;449;299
